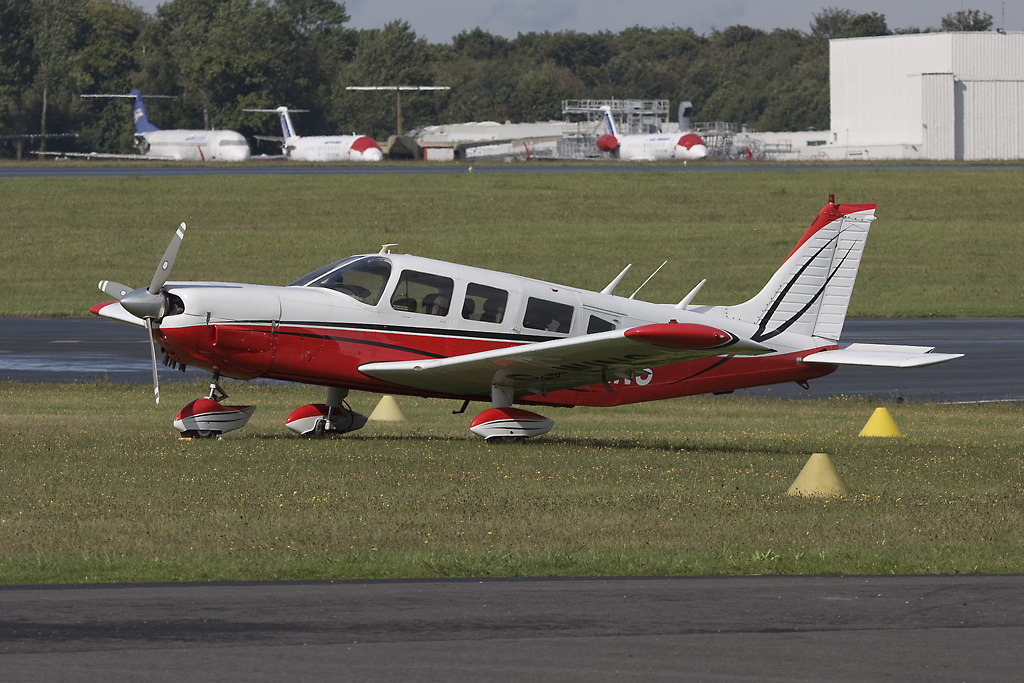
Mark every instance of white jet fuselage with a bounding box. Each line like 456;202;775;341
139;129;251;161
284;135;384;162
608;133;708;162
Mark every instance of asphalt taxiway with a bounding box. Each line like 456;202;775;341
2;574;1022;682
3;161;1023;179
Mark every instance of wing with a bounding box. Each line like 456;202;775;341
359;322;773;399
32;151;178;161
803;343;962;368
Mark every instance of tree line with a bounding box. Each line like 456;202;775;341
0;1;997;157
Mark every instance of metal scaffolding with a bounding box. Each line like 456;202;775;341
562;99;669;135
559;99;670;159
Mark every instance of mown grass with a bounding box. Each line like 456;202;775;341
1;380;1021;583
2;166;1023;316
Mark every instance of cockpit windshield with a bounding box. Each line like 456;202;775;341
288;255;392;305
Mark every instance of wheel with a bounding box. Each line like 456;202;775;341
487;435;527;444
179;429;219;439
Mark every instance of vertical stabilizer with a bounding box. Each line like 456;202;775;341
600;105;618;137
277;106;298;139
130;90;160;134
726;197;876;343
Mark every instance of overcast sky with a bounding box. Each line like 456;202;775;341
131;1;1014;43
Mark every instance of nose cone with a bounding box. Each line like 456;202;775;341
687;144;708;160
677;133;708;161
120;287;166;320
351;136;383;162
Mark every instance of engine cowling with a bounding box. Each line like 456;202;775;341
596;134;619;152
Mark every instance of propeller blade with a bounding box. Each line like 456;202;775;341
98;280;132;300
145;318;161;404
148;222;187;295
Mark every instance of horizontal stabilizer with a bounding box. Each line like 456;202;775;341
803;343;962;368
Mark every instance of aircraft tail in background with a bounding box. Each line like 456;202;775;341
244;106;306;140
129;90;161;134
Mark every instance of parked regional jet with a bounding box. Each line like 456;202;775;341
92;196;959;441
38;91;250;162
596;106;708;162
245;106;383;162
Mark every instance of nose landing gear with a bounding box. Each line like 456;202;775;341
173;374;256;439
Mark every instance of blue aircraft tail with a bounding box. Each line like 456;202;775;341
131;90;160;134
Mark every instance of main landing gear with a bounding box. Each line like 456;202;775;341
173;374;256;439
467;385;554;443
285;387;368;437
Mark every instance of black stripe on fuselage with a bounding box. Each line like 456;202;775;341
204;319;562;359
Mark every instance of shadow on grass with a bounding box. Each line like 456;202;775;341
235;428;795;456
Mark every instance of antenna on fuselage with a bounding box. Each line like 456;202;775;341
629;261;667;300
379;243;398;254
600;264;632;295
675;278;706;309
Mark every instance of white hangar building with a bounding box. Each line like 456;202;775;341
830;31;1024;160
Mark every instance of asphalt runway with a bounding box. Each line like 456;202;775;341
2;575;1022;682
0;317;1014;402
3;161;1023;178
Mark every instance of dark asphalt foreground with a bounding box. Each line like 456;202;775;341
2;575;1022;682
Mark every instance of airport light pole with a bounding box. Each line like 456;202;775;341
345;86;450;135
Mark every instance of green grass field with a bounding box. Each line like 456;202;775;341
1;381;1022;583
2;165;1023;316
1;165;1022;584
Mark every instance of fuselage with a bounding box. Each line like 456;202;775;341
284;135;383;162
598;132;708;162
149;253;836;407
138;129;251;161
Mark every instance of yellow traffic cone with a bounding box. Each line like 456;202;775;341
368;395;407;422
859;407;901;437
787;453;851;498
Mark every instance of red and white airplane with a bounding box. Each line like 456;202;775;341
245;106;384;162
92;196;959;441
596;105;708;162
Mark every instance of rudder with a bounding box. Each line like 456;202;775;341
727;196;876;343
130;90;160;134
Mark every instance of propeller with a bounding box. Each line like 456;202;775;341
98;222;187;404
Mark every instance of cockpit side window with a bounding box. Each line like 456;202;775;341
390;270;454;316
292;256;392;305
523;297;574;333
462;283;507;324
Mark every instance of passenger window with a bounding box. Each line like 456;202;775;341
391;270;454;316
463;283;508;324
587;316;615;334
523;297;574;333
